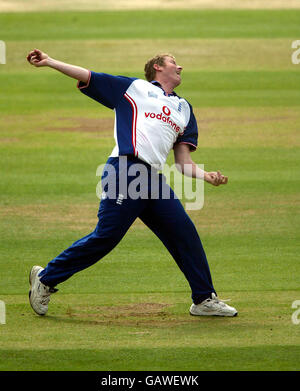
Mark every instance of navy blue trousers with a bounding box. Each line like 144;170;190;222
39;156;216;304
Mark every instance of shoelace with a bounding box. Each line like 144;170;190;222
209;294;232;307
40;296;51;305
215;297;231;303
38;284;52;305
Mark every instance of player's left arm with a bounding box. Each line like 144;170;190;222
173;143;228;186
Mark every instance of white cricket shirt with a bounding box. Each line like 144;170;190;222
78;72;198;169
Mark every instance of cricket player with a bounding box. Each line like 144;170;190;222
26;48;238;317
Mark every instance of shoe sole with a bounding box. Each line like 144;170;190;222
190;311;238;317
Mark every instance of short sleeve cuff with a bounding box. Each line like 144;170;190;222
174;141;197;151
77;70;92;90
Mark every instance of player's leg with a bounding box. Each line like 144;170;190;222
29;195;145;315
139;177;237;316
29;156;147;315
139;195;215;304
39;196;143;287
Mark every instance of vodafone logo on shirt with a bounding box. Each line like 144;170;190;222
145;106;181;133
162;106;171;116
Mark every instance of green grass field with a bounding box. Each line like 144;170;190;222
0;7;300;371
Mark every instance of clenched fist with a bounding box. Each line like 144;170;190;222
206;171;228;186
27;48;49;67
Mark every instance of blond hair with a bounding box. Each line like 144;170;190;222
144;53;175;82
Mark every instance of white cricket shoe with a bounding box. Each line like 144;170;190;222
190;293;238;317
29;266;57;316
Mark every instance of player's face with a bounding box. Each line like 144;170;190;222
161;56;183;86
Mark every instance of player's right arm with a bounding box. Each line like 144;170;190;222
26;48;89;84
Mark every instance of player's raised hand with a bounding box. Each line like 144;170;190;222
27;49;49;67
206;171;228;186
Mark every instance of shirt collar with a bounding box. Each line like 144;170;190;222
150;80;178;97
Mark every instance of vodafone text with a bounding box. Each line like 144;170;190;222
100;374;199;388
144;105;182;134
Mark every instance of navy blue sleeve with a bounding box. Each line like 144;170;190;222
174;102;198;151
77;71;137;109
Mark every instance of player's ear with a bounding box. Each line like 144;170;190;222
153;63;162;72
